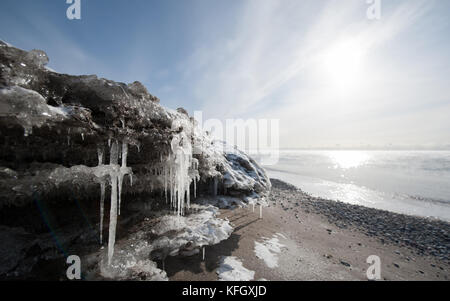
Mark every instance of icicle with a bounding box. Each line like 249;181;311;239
164;167;168;203
118;142;128;216
97;146;106;244
110;141;119;164
169;159;173;209
259;205;262;219
23;127;32;137
202;247;205;261
187;180;190;210
107;141;119;265
97;146;104;165
108;175;118;265
193;177;197;198
118;174;123;216
213;177;218;197
99;181;105;244
252;203;255;212
108;138;111;147
81;133;85;141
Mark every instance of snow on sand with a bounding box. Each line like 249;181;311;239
217;256;255;281
254;234;286;268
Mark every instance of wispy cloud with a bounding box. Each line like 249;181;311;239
178;0;449;148
2;0;448;148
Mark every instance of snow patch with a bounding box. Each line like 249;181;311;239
217;256;255;281
254;235;286;268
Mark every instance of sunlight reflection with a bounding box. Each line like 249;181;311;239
328;151;370;169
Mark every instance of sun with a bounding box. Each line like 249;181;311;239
322;38;365;92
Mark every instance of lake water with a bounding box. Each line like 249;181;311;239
265;150;450;221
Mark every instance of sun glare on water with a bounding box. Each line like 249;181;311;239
329;151;370;169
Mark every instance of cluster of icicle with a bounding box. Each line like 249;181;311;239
97;132;200;266
164;131;200;216
96;140;132;265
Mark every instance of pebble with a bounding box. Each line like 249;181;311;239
340;260;351;267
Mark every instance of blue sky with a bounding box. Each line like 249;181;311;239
1;0;450;149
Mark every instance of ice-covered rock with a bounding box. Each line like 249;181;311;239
151;204;233;258
0;41;271;279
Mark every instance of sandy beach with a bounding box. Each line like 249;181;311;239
165;179;449;281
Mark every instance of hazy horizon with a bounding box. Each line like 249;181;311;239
276;147;450;151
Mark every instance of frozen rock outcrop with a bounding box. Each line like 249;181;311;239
0;40;271;279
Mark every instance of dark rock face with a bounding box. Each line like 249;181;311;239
0;41;271;279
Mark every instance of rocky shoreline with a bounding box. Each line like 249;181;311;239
269;179;450;263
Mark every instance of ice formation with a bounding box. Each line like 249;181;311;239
98;120;201;265
151;204;233;257
99;203;232;280
48;141;135;265
0;41;273;279
159;121;200;217
99;232;168;281
190;126;271;204
98;141;133;265
46;146;133;264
